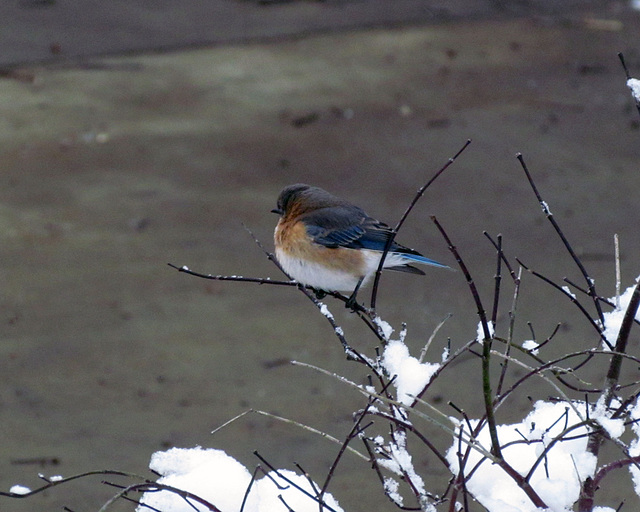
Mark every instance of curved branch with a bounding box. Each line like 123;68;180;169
431;215;501;458
0;470;143;499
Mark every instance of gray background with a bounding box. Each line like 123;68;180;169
1;1;639;510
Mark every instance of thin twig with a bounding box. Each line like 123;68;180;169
369;408;452;470
247;409;368;462
240;466;262;512
497;267;522;397
431;215;501;458
252;452;340;512
619;52;640;118
484;231;518;283
592;455;640;493
497;344;640;396
490;234;503;326
535;323;562;352
492;350;589;420
516;153;605;327
615;234;621;309
113;482;221;512
517;258;612;350
0;470;145;499
320;405;374;501
419;314;452;363
523;418;592;484
210;410;252;435
411;338;477;406
167;263;295;287
607;279;640;391
369;139;471;309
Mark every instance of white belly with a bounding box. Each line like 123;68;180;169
275;247;408;292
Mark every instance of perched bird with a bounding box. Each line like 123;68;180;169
272;183;448;302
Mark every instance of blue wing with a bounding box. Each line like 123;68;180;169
302;205;391;250
300;205;448;270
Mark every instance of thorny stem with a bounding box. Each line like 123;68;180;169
370;139;472;310
295;285;360;357
168;263;384;351
167;262;384;343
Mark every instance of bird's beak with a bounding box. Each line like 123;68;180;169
271;208;284;215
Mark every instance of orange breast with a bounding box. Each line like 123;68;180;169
275;218;365;274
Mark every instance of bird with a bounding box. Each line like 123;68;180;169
271;183;448;304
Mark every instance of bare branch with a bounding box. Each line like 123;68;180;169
252;452;341;512
0;470;144;499
516;153;605;327
517;258;612;350
167;263;295;287
431;215;501;459
370;139;471;309
619;52;640;118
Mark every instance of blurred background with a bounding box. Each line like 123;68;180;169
1;1;640;510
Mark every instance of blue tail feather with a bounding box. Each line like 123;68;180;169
396;252;450;269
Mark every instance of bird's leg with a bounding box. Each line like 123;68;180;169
345;277;365;310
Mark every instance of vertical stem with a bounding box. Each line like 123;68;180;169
490;234;503;326
481;335;501;458
578;279;640;511
431;216;502;458
497;267;522;397
607;279;640;385
614;234;621;309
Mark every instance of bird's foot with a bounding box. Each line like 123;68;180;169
344;277;365;311
344;292;360;311
313;289;327;300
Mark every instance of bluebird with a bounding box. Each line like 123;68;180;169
272;183;448;304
